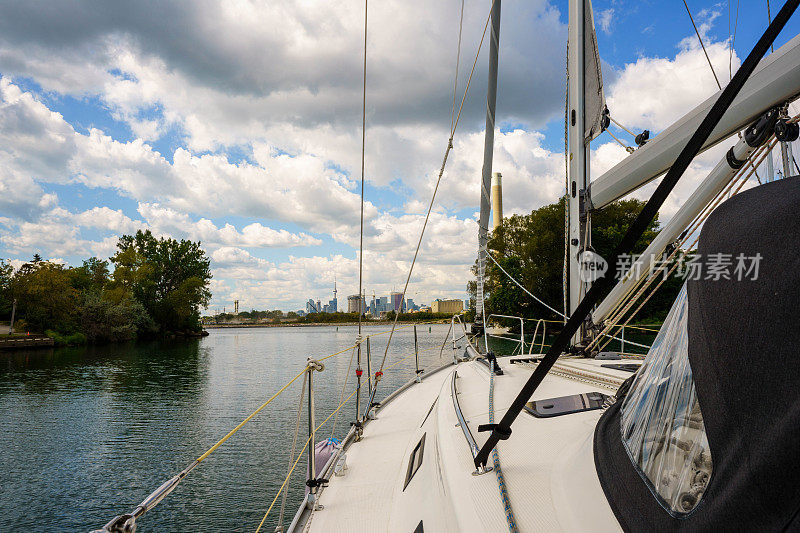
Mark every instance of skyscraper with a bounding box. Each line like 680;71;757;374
378;296;388;313
390;292;403;312
347;294;366;313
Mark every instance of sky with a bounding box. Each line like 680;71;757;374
1;0;799;313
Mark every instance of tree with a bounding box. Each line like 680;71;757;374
80;293;156;343
70;257;110;295
111;230;212;333
11;260;79;333
470;197;679;325
0;260;12;320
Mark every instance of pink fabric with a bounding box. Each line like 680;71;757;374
305;438;339;494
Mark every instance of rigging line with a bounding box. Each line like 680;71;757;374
197;368;307;462
473;0;800;469
330;345;357;438
682;0;722;90
588;138;774;346
606;128;635;153
357;0;367;341
254;388;359;533
608;115;637;138
255;435;312;533
485;251;565;318
451;0;465;135
768;0;774;53
376;0;497;376
591;139;774;353
277;371;307;530
731;0;741;79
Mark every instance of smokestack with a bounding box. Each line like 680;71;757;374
491;172;503;231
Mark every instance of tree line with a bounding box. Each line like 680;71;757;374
0;230;212;345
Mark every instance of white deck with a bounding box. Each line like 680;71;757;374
296;357;635;532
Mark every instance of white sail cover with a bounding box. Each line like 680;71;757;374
584;0;606;141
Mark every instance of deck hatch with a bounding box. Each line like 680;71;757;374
524;392;609;418
601;363;641;373
403;433;426;490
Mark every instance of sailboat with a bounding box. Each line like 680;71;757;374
95;0;800;531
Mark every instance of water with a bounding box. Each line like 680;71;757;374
0;323;455;532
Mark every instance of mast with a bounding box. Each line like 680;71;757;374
567;0;590;345
475;0;501;345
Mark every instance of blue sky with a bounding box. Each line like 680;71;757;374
1;0;798;312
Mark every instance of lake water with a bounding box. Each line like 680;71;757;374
0;323;471;532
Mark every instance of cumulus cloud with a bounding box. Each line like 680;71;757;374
606;33;739;132
0;0;773;312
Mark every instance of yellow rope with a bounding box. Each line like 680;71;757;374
254;388;359;532
318;344;358;362
196;368;307;463
254;435;312;533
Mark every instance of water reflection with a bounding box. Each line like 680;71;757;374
0;324;457;532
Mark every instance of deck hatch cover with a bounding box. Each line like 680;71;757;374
601;363;641;373
403;433;426;491
524;392;609;418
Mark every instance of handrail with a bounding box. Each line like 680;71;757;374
528;319;546;355
450;370;491;475
487;314;524;355
450;314;475;361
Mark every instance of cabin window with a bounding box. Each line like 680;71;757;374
403;433;426;490
620;285;712;515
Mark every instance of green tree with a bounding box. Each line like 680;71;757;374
0;260;12;320
471;197;679;324
69;257;110;295
80;293;156;343
111;230;212;333
11;260;79;333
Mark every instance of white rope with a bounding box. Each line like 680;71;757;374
329;345;357;438
485;251;565;318
378;0;497;373
487;250;652;351
356;0;367;340
277;371;307;530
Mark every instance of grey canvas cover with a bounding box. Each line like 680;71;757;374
595;176;800;530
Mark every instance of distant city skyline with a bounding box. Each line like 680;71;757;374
0;1;771;314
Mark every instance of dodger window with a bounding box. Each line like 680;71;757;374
620;285;712;515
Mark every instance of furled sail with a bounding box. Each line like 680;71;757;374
584;0;606;141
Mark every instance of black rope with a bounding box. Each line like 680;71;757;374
473;0;800;469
